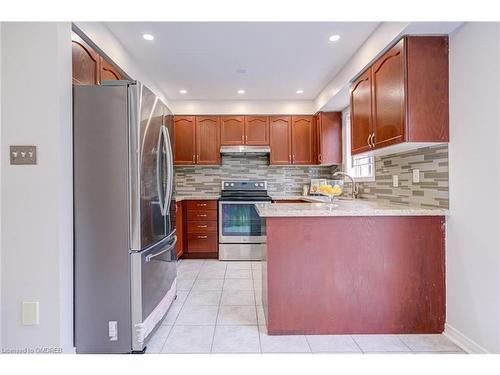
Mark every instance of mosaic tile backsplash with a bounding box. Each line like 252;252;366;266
358;144;449;208
175;155;337;196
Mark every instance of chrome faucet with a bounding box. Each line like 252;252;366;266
333;171;359;199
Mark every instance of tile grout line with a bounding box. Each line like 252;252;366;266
209;261;227;353
351;335;365;354
304;334;313;354
159;259;203;353
251;262;263;353
398;335;413;352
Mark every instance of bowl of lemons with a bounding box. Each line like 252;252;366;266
318;180;344;208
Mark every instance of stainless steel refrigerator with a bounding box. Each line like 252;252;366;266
74;81;177;353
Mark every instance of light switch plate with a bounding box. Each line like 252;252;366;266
22;301;39;325
412;169;420;183
392;175;399;188
10;145;37;165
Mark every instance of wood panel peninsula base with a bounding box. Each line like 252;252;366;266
261;214;446;335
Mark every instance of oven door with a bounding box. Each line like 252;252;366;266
219;201;266;244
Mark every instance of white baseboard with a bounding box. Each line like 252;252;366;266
444;323;490;354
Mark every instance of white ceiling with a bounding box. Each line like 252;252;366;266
105;22;379;101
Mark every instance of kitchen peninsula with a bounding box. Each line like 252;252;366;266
256;199;447;335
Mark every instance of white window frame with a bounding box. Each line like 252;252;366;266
342;109;375;182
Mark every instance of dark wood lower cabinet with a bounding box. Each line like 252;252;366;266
186;233;218;252
264;215;445;334
175;201;184;259
186;210;217;221
187;221;218;233
178;199;219;259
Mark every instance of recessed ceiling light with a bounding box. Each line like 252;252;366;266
142;33;154;41
296;90;304;94
179;89;187;94
237;89;245;94
329;34;340;42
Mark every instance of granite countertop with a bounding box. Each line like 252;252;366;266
269;194;331;203
256;198;448;217
175;194;220;202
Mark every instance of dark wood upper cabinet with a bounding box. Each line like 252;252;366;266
100;57;124;81
72;33;100;85
316;112;342;165
220;116;244;145
372;39;405;149
350;70;373;155
196;116;220;165
405;36;449;142
72;31;127;86
244;116;269;145
269;116;291;165
350;35;449;155
174;113;338;166
174;116;196;165
291;116;315;165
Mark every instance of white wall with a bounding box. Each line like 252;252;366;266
446;22;500;353
0;22;3;349
1;23;73;352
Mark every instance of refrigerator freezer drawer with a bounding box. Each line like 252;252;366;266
131;236;177;351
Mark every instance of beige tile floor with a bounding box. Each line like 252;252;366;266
146;259;465;354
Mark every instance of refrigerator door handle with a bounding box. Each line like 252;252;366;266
161;125;174;217
145;236;177;262
155;127;166;215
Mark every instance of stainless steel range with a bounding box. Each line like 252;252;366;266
218;180;272;260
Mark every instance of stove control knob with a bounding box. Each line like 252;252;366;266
254;183;259;187
260;183;264;187
230;183;234;186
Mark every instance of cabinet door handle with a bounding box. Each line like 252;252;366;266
372;133;376;148
197;203;207;207
192;154;195;163
367;134;372;148
289;154;291;163
197;235;208;239
293;154;296;163
241;135;244;143
198;225;208;228
198;214;207;217
318;154;322;163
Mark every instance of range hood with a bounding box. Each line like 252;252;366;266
220;145;271;154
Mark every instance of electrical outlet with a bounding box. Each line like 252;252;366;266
22;301;39;325
412;169;420;183
109;321;118;341
392;175;399;188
